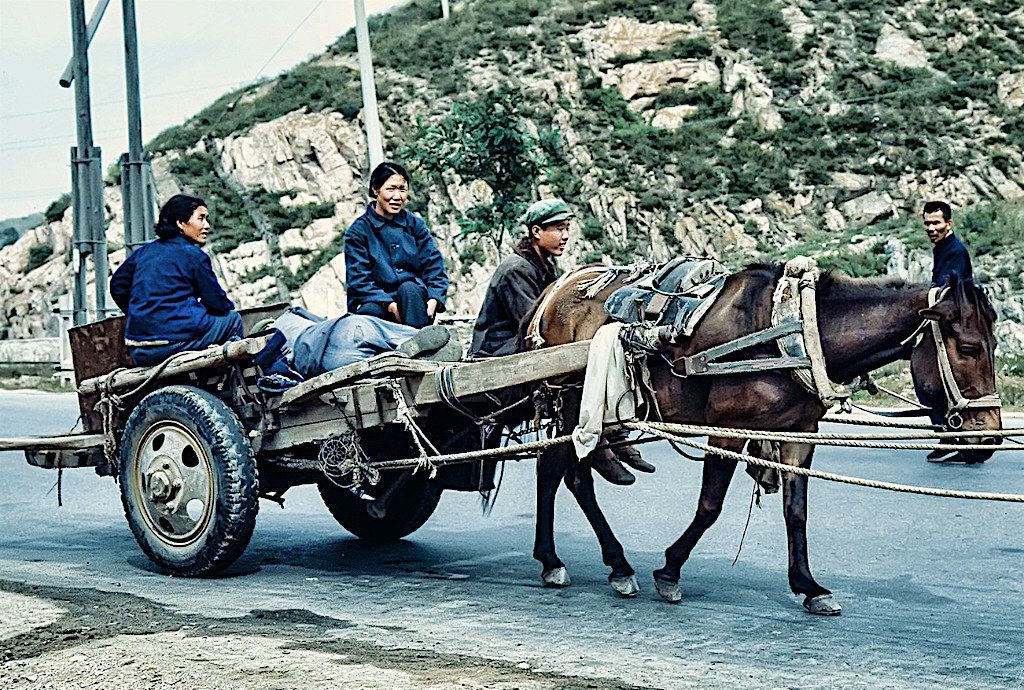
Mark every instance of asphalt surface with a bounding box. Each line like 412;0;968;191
1;389;1022;688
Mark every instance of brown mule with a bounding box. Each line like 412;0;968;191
523;266;1001;612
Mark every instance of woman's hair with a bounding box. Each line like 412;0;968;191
154;194;207;239
368;161;411;198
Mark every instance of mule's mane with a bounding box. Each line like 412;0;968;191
816;269;918;302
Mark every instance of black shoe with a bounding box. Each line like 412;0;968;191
590;452;636;486
926;448;955;462
397;325;450;358
613;444;656;473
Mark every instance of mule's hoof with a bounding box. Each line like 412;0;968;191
609;573;639;598
653;576;682;604
803;593;842;616
542;567;571;588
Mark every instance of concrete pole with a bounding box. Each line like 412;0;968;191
353;0;384;171
441;0;450;20
121;0;148;256
59;0;111;88
69;0;108;323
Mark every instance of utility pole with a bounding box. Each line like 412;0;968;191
353;0;384;171
67;0;108;324
120;0;154;256
441;0;450;20
59;0;110;88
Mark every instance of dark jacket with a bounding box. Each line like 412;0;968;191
931;232;973;287
470;238;560;357
110;235;234;342
344;203;448;313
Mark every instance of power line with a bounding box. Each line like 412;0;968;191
0;82;240;121
194;0;327;146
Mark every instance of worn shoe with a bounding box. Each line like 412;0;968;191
422;338;463;363
590;451;636;486
396;325;450;358
613;443;656;473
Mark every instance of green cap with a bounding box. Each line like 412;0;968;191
522;198;574;228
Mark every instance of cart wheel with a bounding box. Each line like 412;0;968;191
119;385;258;576
318;472;442;541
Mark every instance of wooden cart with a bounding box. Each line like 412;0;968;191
1;306;589;577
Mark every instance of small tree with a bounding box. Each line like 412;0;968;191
404;90;546;250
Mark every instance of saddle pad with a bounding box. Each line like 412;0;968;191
604;258;728;336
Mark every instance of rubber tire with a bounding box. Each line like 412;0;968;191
119;385;259;576
318;473;442;542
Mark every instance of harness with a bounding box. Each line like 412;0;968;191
523;256;1001;432
916;287;1001;428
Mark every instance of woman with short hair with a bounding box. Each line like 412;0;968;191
343;161;449;328
110;194;242;366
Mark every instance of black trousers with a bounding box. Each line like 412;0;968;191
357;281;431;328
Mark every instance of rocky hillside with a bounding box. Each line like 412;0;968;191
2;0;1023;366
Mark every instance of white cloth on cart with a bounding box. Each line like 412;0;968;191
572;322;638;458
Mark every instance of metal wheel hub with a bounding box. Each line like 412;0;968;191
145;462;182;504
133;422;215;547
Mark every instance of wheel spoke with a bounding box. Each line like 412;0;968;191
178;464;212;506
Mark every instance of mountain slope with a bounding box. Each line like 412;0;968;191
2;0;1022;382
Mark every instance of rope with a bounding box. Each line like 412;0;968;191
634;424;1024;503
92;350;198;468
387;380;440;478
364;419;1024;503
318;431;380;493
634;419;1019;446
823;414;937;429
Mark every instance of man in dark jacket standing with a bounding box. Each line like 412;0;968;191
923;200;973;287
921;200;976;461
471;199;652;485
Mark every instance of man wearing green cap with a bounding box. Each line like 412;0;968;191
470;198;572;358
470;199;649;485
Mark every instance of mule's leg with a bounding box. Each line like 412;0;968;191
780;442;841;615
652;437;742;603
534;446;571;587
562;454;638;597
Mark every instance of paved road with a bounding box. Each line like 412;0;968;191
1;389;1022;688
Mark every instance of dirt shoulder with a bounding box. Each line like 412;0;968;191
0;581;644;690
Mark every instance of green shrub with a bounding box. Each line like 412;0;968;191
44;193;71;224
715;0;792;55
26;244;53;272
0;226;17;250
955;201;1024;257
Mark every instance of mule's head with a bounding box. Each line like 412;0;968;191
911;278;1002;461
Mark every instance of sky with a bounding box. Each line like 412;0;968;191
0;0;405;221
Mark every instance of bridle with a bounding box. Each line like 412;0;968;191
906;286;1001;429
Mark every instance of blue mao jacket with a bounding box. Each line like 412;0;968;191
343;203;449;313
931;232;974;287
110;234;235;342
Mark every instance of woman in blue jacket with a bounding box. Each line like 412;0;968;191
110;194;243;366
344;162;448;328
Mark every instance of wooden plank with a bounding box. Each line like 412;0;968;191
409;340;591;406
261;382;399;451
78;334;271;394
280;352;439;407
0;433;105;452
